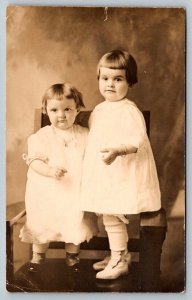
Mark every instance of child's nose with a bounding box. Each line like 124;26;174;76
58;110;66;118
108;79;114;87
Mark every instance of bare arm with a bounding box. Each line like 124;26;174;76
30;159;67;179
100;145;137;165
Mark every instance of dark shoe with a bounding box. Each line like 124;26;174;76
66;252;80;272
70;264;80;273
28;262;41;273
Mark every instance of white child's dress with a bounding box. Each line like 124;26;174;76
20;124;98;245
81;99;161;215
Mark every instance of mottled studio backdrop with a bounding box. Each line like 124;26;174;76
6;7;185;216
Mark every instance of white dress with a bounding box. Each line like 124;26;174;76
20;124;98;245
80;99;161;215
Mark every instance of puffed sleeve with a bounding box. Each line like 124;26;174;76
23;129;49;166
120;104;146;148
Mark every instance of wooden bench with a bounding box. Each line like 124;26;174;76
6;110;167;292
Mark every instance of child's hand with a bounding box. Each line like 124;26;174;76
100;148;118;165
49;167;67;179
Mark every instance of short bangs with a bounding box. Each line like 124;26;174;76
42;83;85;114
97;49;138;87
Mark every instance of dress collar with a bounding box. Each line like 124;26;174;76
98;98;136;110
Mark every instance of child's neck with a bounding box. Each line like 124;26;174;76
105;97;126;102
52;125;74;132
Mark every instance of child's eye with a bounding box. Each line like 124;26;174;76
102;77;108;81
65;108;71;112
115;78;122;82
50;108;57;112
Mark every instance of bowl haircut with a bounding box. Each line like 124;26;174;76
97;49;138;87
42;83;85;114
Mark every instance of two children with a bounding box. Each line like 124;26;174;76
21;49;161;280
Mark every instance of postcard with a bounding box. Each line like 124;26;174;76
6;6;185;293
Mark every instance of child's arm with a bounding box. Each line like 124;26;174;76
100;145;137;165
30;159;67;179
24;129;67;179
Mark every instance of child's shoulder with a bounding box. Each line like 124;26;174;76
123;99;142;115
73;124;89;135
123;99;146;127
93;101;106;111
27;126;52;147
124;99;138;109
34;125;52;136
28;125;52;140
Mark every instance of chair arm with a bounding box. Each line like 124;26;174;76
8;209;26;227
6;202;26;227
6;202;26;290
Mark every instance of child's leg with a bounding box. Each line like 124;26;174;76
31;243;49;264
96;215;131;280
104;214;128;252
65;243;80;267
28;243;49;272
93;214;128;270
65;243;80;254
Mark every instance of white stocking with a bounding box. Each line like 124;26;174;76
103;214;128;253
31;243;49;263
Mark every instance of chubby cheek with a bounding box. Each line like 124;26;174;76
69;116;76;124
120;84;129;95
99;83;105;96
68;112;78;125
99;79;103;88
48;114;55;124
52;118;58;125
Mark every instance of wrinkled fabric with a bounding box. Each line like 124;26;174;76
81;99;161;214
20;125;98;245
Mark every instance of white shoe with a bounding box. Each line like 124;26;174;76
93;256;111;271
96;251;131;280
93;250;131;271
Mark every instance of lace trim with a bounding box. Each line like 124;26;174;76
22;153;49;167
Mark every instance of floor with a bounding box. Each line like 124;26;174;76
8;191;185;293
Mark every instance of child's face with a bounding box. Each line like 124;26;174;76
99;67;129;102
46;98;79;130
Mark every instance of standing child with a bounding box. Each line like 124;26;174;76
81;49;161;280
20;83;97;272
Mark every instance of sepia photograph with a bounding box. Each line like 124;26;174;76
6;6;185;293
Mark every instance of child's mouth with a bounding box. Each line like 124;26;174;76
106;90;115;93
